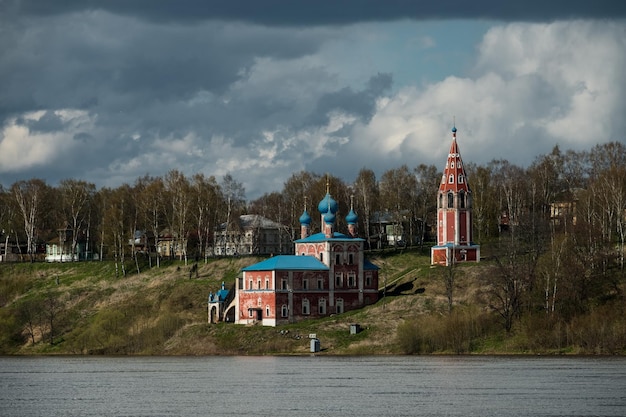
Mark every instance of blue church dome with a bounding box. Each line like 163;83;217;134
323;211;336;225
299;210;311;225
346;208;358;225
317;192;338;215
452;126;457;133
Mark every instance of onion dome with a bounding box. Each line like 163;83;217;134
346;208;358;225
323;210;336;225
317;192;338;215
299;209;311;225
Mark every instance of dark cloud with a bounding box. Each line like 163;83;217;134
307;73;392;126
8;0;626;24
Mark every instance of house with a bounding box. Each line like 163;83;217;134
129;230;156;254
45;226;96;262
431;126;480;265
211;214;292;256
156;229;187;259
228;186;380;326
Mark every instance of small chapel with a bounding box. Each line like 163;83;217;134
233;185;380;326
431;126;480;265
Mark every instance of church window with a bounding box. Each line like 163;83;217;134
449;174;454;183
302;299;310;315
348;272;356;287
336;298;344;314
265;278;270;289
265;305;271;317
451;161;455;168
249;279;253;290
447;192;454;208
349;254;354;265
335;272;343;287
336;254;341;264
320;253;324;262
317;278;324;290
281;304;288;317
319;298;327;315
460;191;466;209
281;278;287;290
459;174;464;183
439;193;443;208
303;279;308;290
365;273;372;286
257;279;261;289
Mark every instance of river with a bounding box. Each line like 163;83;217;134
1;356;625;416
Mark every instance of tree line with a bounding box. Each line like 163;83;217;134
1;142;625;279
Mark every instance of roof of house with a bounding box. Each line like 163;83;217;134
217;214;287;231
241;255;329;272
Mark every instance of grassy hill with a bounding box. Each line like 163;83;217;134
1;248;624;355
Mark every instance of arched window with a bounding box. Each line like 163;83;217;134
319;298;327;315
439;193;443;208
281;304;288;317
459;174;464;183
336;298;344;314
302;299;310;315
265;305;271;317
449;174;454;183
447;192;454;208
459;190;466;209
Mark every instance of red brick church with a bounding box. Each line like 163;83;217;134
233;184;380;326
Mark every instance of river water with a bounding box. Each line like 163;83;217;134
1;356;625;417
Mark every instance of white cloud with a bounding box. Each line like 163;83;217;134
0;109;95;172
347;20;626;171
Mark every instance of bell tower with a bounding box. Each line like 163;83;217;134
431;126;480;265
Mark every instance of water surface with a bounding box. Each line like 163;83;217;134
1;356;625;416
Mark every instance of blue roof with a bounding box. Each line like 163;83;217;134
363;259;380;271
295;232;365;243
242;255;329;271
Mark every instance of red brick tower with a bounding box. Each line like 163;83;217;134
431;126;480;265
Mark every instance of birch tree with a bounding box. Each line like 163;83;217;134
59;179;96;260
11;179;47;262
353;168;379;249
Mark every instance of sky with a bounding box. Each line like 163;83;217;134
1;1;625;200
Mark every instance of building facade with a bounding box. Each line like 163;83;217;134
212;214;292;256
234;189;379;326
431;126;480;265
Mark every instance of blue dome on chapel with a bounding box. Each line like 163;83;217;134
317;192;338;215
299;210;311;225
324;210;336;225
346;208;358;225
452;126;457;133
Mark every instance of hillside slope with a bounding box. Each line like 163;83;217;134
1;249;624;355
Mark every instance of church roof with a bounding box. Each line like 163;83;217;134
242;255;329;271
439;126;471;193
295;232;365;243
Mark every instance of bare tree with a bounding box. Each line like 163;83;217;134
59;179;96;260
379;165;417;247
11;179;47;262
353;168;379;249
164;170;192;264
414;164;439;247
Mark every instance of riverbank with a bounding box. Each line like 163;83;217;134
1;249;625;355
